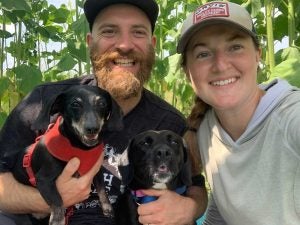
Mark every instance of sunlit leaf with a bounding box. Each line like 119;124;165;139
14;65;43;95
269;58;300;87
56;54;77;71
0;0;31;12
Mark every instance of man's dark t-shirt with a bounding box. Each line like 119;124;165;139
0;75;187;224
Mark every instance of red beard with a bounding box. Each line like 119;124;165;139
90;45;155;100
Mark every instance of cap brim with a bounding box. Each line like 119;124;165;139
177;19;257;53
84;0;158;31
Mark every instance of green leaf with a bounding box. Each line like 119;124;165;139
0;29;12;38
0;77;11;97
49;7;70;24
14;65;43;95
67;41;87;62
0;112;8;128
0;0;31;12
36;26;50;39
269;58;300;87
56;54;77;71
281;47;300;61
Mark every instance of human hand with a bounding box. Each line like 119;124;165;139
55;152;104;207
137;189;196;225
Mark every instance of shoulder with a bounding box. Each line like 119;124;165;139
143;89;184;117
138;89;187;134
32;74;96;94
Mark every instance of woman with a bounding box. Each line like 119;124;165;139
178;1;300;225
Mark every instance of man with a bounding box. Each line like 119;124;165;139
0;0;207;224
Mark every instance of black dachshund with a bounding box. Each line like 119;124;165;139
12;85;122;225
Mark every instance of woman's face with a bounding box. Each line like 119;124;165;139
184;24;261;112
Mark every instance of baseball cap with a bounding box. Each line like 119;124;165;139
177;1;257;53
84;0;159;32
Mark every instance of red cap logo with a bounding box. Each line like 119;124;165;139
194;2;229;24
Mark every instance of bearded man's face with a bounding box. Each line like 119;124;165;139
90;44;155;100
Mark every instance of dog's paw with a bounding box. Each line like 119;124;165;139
49;206;65;225
102;204;114;218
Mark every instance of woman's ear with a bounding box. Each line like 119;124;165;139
256;48;262;63
184;66;191;82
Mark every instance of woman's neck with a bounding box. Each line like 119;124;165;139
215;88;265;141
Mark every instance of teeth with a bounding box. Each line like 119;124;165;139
114;59;134;67
211;77;237;86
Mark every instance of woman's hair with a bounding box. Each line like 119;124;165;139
183;97;209;175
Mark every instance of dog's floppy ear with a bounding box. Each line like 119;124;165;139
105;98;124;131
179;139;193;186
31;92;65;131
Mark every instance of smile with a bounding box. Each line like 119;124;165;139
211;77;237;86
114;59;135;67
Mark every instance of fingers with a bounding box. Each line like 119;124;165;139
56;152;104;207
59;157;80;182
140;188;165;197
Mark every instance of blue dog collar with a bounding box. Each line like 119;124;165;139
131;186;187;204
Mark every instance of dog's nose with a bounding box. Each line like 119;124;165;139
156;148;171;159
85;126;100;134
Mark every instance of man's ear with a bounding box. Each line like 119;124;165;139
86;32;93;47
151;35;157;48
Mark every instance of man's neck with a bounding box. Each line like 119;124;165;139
115;91;142;115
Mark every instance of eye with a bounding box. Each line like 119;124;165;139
170;139;178;145
133;29;147;38
140;137;153;146
71;100;82;108
96;100;107;108
197;51;210;58
229;44;243;52
100;28;116;37
167;134;179;145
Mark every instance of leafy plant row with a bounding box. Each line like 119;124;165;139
0;0;299;127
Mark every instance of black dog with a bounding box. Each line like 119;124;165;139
115;130;192;225
12;85;122;225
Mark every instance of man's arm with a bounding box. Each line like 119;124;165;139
0;155;103;214
0;172;49;214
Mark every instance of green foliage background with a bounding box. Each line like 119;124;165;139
0;0;299;127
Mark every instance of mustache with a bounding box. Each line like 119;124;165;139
90;49;144;72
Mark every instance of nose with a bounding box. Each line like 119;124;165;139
115;32;134;53
212;51;230;73
85;125;100;135
84;112;101;134
156;147;172;159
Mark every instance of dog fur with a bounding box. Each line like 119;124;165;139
12;85;122;225
115;130;192;225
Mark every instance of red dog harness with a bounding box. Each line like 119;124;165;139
23;116;104;186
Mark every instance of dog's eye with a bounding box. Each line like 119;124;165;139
170;140;178;145
140;137;153;146
140;141;150;146
97;100;107;108
71;101;81;108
